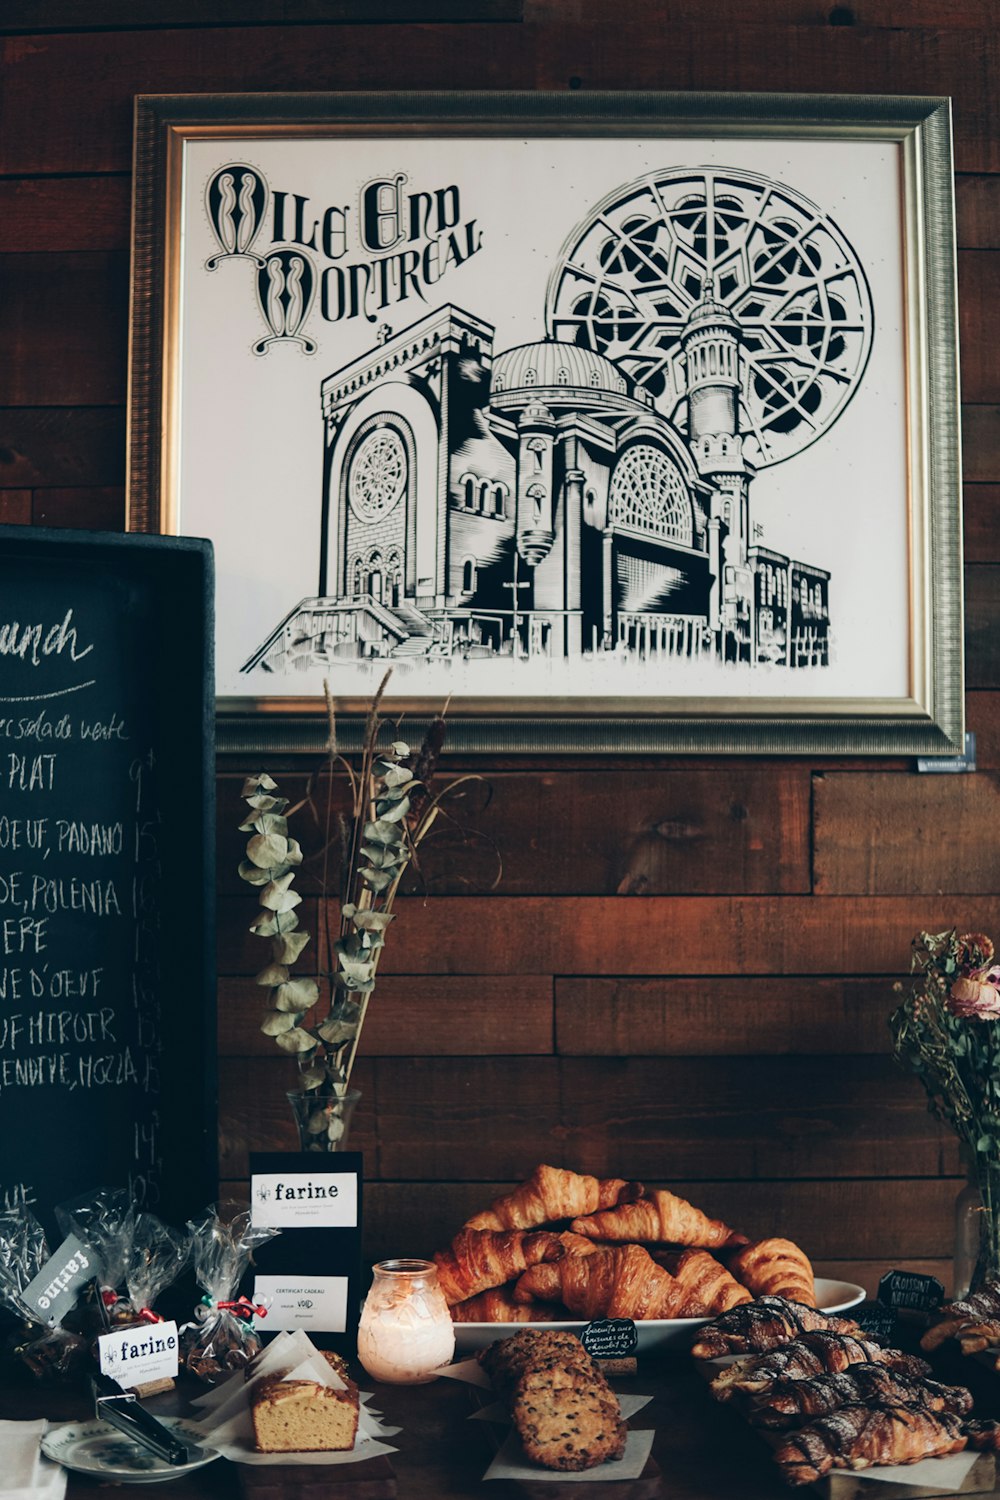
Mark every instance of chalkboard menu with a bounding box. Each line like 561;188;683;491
0;526;215;1238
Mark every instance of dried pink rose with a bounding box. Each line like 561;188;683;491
948;966;1000;1018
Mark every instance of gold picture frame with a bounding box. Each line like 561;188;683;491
129;90;963;755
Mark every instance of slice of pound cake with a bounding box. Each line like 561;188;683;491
251;1373;360;1452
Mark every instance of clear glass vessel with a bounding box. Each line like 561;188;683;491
356;1259;455;1384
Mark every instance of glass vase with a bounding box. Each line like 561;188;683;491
954;1147;1000;1297
287;1088;361;1152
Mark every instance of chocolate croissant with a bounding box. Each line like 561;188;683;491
570;1188;746;1249
747;1365;973;1430
772;1404;967;1486
516;1244;688;1320
463;1165;642;1232
726;1237;816;1306
710;1332;932;1401
921;1273;1000;1355
690;1295;859;1359
433;1229;564;1306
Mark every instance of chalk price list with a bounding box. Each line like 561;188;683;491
0;701;164;1213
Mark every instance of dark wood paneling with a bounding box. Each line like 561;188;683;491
218;974;553;1055
960;253;1000;403
962;407;1000;482
218;893;1000;976
527;0;1000;22
0;408;124;487
958;175;1000;250
32;486;124;530
0;253;128;406
2;24;999;175
968;691;1000;768
0;179;130;254
965;485;1000;563
966;564;1000;688
813;770;1000;894
555;977;896;1055
221;1055;950;1183
0;1;522;28
0;490;31;523
217;767;811;898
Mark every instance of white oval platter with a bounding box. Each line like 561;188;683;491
41;1418;220;1485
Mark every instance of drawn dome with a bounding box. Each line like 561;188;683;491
491;340;631;396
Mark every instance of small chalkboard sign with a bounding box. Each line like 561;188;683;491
877;1270;945;1313
581;1318;638;1359
248;1151;364;1355
853;1301;900;1343
0;525;215;1238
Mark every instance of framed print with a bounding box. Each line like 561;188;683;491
129;90;964;755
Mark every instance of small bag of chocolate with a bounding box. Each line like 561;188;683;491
0;1207;86;1379
180;1202;278;1382
55;1187;136;1325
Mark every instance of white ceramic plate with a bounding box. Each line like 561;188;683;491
451;1277;867;1353
41;1418;220;1485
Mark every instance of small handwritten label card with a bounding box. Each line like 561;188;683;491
877;1270;945;1312
21;1233;94;1325
251;1275;349;1333
98;1320;180;1388
581;1318;638;1359
248;1152;363;1346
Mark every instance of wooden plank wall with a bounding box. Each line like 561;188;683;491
3;0;999;1296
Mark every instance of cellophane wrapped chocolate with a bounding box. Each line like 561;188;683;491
180;1202;278;1382
0;1207;86;1379
55;1189;188;1335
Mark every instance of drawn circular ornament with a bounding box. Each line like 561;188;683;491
610;444;693;545
546;165;874;468
349;426;407;522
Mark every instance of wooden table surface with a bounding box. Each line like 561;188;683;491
6;1350;1000;1500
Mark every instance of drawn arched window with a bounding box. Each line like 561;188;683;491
367;550;384;605
557;368;569;385
527;437;546;473
462;558;477;593
464;475;476;509
492;485;506;517
351;557;363;596
479;481;491;512
609;444;693;546
525;368;536;386
526;483;546;524
724;500;731;526
386;549;402;607
590;370;601;387
494;375;505;392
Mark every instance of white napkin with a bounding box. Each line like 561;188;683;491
187;1331;399;1467
0;1419;67;1500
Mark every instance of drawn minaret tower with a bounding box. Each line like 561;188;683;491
680;279;754;645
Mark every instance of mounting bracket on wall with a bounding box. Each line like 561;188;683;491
916;732;976;773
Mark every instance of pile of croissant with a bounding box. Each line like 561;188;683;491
432;1164;818;1323
693;1294;1000;1485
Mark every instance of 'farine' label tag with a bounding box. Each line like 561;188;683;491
251;1171;358;1229
21;1234;94;1326
98;1320;179;1388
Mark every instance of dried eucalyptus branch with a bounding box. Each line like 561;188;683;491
238;673;491;1141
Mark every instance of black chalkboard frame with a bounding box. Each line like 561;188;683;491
0;524;217;1235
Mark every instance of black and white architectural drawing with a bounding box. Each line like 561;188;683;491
243;166;873;676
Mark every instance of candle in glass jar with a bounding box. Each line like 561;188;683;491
356;1259;455;1384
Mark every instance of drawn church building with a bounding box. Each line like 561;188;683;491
245;286;830;675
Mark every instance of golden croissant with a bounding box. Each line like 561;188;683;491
663;1249;753;1317
463;1165;642;1231
433;1229;563;1306
513;1232;601;1303
517;1243;689;1320
570;1188;747;1249
450;1285;558;1323
727;1237;816;1306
